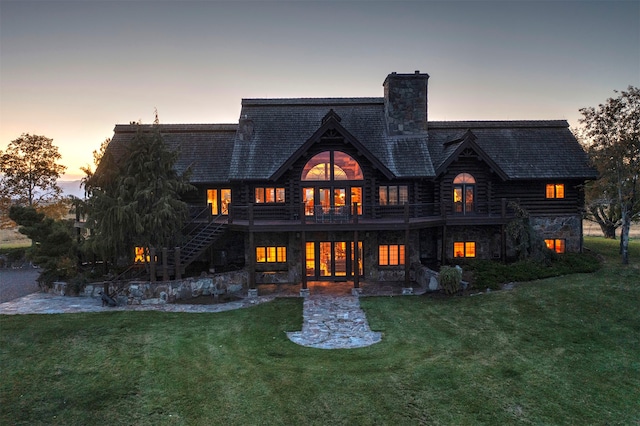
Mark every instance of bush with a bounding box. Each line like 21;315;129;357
439;266;462;294
465;252;601;290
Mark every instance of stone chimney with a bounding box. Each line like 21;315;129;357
383;70;429;136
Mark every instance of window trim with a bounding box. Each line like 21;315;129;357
379;185;409;206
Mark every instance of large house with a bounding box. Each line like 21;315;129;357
109;71;596;290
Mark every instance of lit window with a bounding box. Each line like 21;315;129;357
379;244;405;266
546;184;565;199
255;187;285;203
453;173;475;214
544;239;565;254
207;188;232;215
256;246;287;263
454;242;476;258
379;185;409;205
134;247;147;263
302;151;363;181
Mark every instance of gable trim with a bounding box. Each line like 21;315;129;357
436;130;509;181
270;112;395;181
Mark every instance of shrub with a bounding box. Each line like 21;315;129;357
465;252;601;290
439;266;462;294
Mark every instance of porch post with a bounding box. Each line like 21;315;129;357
353;230;359;289
301;230;307;290
404;227;411;289
248;230;255;289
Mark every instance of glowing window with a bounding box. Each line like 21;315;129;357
453;173;476;184
379;244;405;266
546;184;565;199
454;242;476;258
302;151;363;181
256;246;287;263
255;187;285;203
134;247;147;263
207;188;231;215
544;239;566;254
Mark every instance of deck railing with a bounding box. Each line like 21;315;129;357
225;199;514;224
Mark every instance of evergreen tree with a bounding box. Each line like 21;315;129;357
84;126;194;268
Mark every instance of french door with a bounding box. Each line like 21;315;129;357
305;241;363;280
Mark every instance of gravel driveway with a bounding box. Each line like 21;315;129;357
0;269;41;303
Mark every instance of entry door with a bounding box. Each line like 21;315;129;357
305;241;362;280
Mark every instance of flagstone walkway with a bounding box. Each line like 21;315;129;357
287;295;382;349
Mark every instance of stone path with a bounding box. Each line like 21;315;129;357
1;291;383;350
0;292;274;315
287;295;382;349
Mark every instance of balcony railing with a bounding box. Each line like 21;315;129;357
224;199;515;225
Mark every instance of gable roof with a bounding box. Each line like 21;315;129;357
428;121;597;180
270;109;395;180
435;129;509;180
228;98;435;180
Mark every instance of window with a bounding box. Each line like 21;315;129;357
302;151;363;181
454;241;476;258
546;184;565;199
256;246;287;263
255;187;285;203
134;247;147;263
207;188;231;215
379;185;408;205
379;244;405;266
453;173;475;214
545;239;565;254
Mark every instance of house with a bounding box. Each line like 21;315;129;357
108;71;596;291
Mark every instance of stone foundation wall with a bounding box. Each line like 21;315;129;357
445;226;502;261
530;214;582;253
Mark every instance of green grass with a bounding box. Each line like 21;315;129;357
1;237;639;425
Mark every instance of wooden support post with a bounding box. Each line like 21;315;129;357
353;230;359;289
162;247;169;281
150;247;156;282
301;231;307;290
248;231;255;289
175;247;181;280
404;227;411;288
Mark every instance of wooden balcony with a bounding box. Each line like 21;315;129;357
204;200;517;232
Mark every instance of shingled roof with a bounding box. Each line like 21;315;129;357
109;124;237;183
428;121;597;180
107;102;595;183
229;98;434;180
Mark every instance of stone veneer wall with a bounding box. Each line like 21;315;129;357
530;215;583;253
50;271;247;305
445;225;503;262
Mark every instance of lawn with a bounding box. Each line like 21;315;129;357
1;237;638;425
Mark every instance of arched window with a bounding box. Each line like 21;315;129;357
453;173;475;214
301;151;364;217
302;151;363;181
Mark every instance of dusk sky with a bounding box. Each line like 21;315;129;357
1;0;638;180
